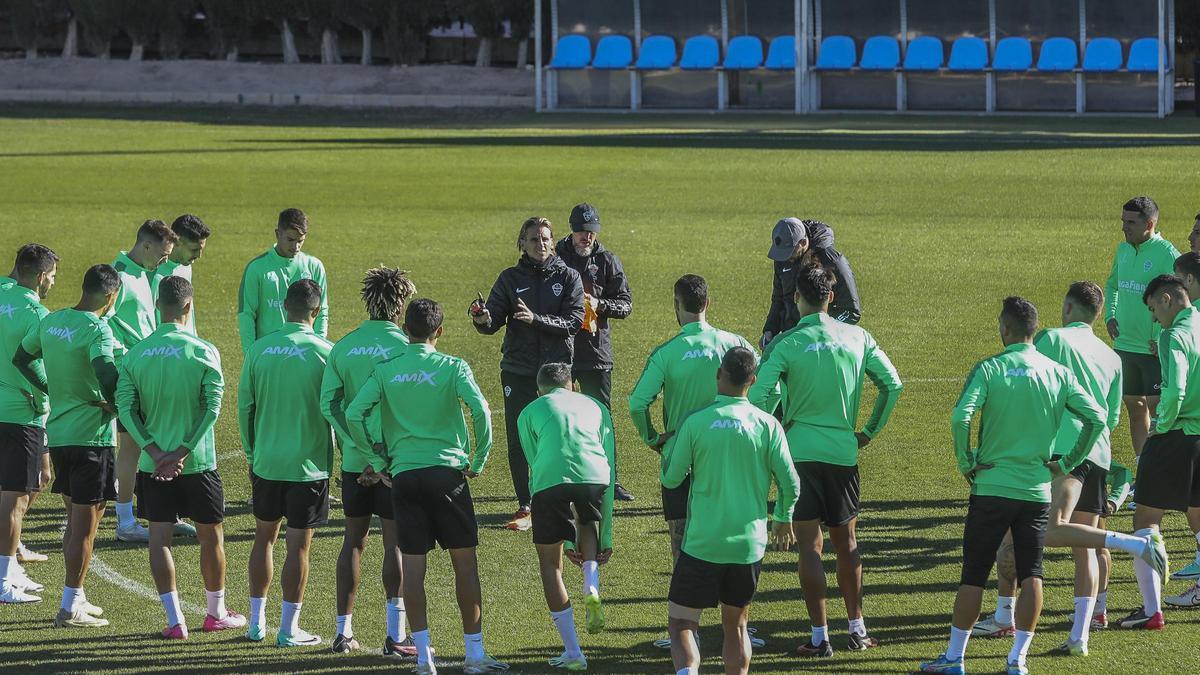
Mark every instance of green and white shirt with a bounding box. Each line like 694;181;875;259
106;251;159;358
154;259;196;333
1105;233;1179;355
1034;323;1122;470
24;309;117;447
237;247;328;353
1155;305;1200;435
0;283;49;427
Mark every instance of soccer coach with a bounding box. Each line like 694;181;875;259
761;218;861;349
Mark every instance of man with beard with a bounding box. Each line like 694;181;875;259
761;218;861;349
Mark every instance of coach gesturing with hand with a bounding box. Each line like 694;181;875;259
472;217;585;533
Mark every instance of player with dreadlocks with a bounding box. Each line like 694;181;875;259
320;266;418;655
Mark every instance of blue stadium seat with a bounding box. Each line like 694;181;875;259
1036;37;1078;72
635;35;677;70
679;35;720;70
859;36;900;70
947;36;988;71
1082;37;1122;72
1127;37;1165;72
591;35;633;69
903;36;943;71
815;35;856;70
993;37;1033;71
549;34;590;69
723;35;764;70
764;35;795;70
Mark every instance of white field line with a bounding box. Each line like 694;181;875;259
89;556;207;617
906;377;961;383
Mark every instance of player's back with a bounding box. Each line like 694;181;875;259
520;388;610;490
652;321;751;433
39;309;116;446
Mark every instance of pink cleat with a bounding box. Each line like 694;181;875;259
162;624;189;640
203;610;248;632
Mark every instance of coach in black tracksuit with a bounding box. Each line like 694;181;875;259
761;217;861;348
472;217;584;524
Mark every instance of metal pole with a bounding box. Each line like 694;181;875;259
549;0;559;109
1158;0;1165;118
794;0;803;113
534;0;542;112
719;0;728;110
897;0;907;112
986;0;996;113
631;0;641;111
1077;0;1085;113
1168;0;1176;114
813;0;822;111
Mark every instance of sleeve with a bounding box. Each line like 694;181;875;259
748;345;787;413
951;363;988;476
861;338;903;438
1106;461;1133;509
181;351;223;452
457;361;494;473
516;405;537;467
345;371;385;461
1058;373;1107;474
19;323;41;358
530;270;584;337
627;352;665;446
104;292;138;354
599;406;616;550
769;422;801;523
763;265;785;335
1106;368;1123;434
1104;250;1120;323
473;271;511;336
829;253;862;325
90;323;118;404
1154;331;1188;433
115;361;154;450
237;262;260;354
319;360;354;449
16;316;48;411
237;353;257;462
599;253;632;319
659;417;694;489
313;259;330;339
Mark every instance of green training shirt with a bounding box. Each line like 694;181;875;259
1034;323;1123;470
0;284;49;427
106;252;159;357
1105;233;1179;355
748;312;903;466
1107;461;1133;508
237;247;328;353
117;323;223;476
345;342;493;476
238;322;334;482
320;320;409;474
953;342;1106;503
1155;305;1200;435
517;388;615;550
661;395;801;565
0;276;12;291
24;309;117;447
153;260;196;334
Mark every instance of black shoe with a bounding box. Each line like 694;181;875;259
614;483;635;502
331;633;360;653
847;632;879;651
795;640;833;657
383;635;420;658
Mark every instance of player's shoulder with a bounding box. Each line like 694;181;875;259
242;248;273;272
1149;234;1182;256
182;333;221;360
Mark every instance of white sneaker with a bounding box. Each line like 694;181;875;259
1165;583;1200;608
463;654;509;673
10;565;44;593
116;522;150;543
971;614;1015;638
0;583;42;604
54;607;109;628
16;542;47;563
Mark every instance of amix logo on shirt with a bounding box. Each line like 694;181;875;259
709;419;744;430
141;345;184;359
262;345;309;360
47;326;76;342
1005;368;1033;378
347;345;394;358
681;349;716;360
805;341;846;353
390;371;437;385
0;304;15;318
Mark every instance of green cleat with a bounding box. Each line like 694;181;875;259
276;628;322;647
246;623;267;642
549;652;588;671
584;593;605;634
1171;560;1200;581
1048;638;1088;656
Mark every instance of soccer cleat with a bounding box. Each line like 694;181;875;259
1171;560;1200;581
162;624;189;640
614;483;635;502
1006;661;1029;675
970;613;1015;638
1049;638;1088;656
246;623;267;642
116;522;150;543
747;626;765;648
0;584;42;604
173;520;197;538
54;607;109;628
415;663;438;675
16;542;47;563
203;610;247;632
847;631;879;651
383;635;419;657
1141;531;1169;580
331;633;360;653
463;654;510;673
652;636;672;649
918;654;965;674
504;509;532;532
79;600;104;616
1165;583;1200;608
584;593;605;633
276;628;323;647
1090;613;1108;630
795;640;833;658
548;652;588;671
1117;608;1165;630
9;567;43;593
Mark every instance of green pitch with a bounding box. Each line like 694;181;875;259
1;104;1199;673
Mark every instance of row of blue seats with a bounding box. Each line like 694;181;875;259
549;34;795;71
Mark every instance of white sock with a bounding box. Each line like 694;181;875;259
205;589;226;619
1008;629;1034;666
994;595;1015;626
413;629;433;665
946;626;970;661
1104;531;1148;556
810;624;827;646
337;614;353;638
848;617;866;637
0;555;13;584
115;501;136;528
387;597;406;642
551;606;582;659
464;631;485;660
249;596;266;628
1133;528;1163;615
582;560;600;597
160;591;183;628
1194;531;1200;564
1096;591;1108;615
280;600;301;636
61;586;81;612
1070;596;1095;643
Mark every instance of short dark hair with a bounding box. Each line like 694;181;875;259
171;214;211;242
1176;252;1200;281
720;347;757;387
404;299;443;340
284;279;322;314
673;274;708;313
82;264;121;296
1065;281;1104;318
536;363;573;390
795;265;836;307
137;219;180;245
14;243;58;277
157;275;193;310
1143;274;1188;305
278;208;309;234
1123;196;1159;221
1001;296;1039;338
361;266;417;321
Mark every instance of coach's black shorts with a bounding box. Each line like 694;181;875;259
792;461;860;527
1051;456;1108;516
1118;350;1161;397
251;474;329;529
341;470;394;520
531;483;606;545
0;423;45;493
49;445;116;505
391;466;478;554
662;474;692;522
1136;429;1200;511
668;552;762;609
961;495;1049;587
136;470;224;524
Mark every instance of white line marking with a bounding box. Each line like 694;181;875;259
217;450;244;461
90;556;206;617
905;377;960;383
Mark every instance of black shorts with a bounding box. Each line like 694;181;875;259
792;461;860;527
136;470;224;524
251;474;329;529
1136;429;1200;511
341;470;394;520
668;552;762;609
1052;457;1107;516
1118;350;1161;397
531;483;606;545
49;445;116;505
662;474;692;522
391;466;478;554
0;423;45;493
961;495;1050;587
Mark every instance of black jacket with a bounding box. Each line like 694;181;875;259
762;220;861;334
555;237;633;371
474;254;585;377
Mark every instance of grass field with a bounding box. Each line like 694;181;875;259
2;104;1200;674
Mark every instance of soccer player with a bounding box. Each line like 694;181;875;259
346;299;507;675
555;203;635;502
1164;251;1200;595
748;266;902;657
0;244;56;603
516;363;616;671
116;276;244;639
662;347;801;675
319;266;416;655
108;219;180;542
1095;462;1134;625
14;264;121;626
471;217;584;532
239;279;334;647
760;218;861;349
154;214;210;333
1188;212;1200;254
919;296;1107;675
237;208;329;353
1104;197;1179;464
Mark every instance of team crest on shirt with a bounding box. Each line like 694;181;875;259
587;263;599;278
504;386;512;397
552;283;563;297
1144;260;1153;272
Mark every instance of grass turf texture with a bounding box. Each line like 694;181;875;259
1;104;1200;674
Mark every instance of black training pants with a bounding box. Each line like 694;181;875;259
501;370;539;510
